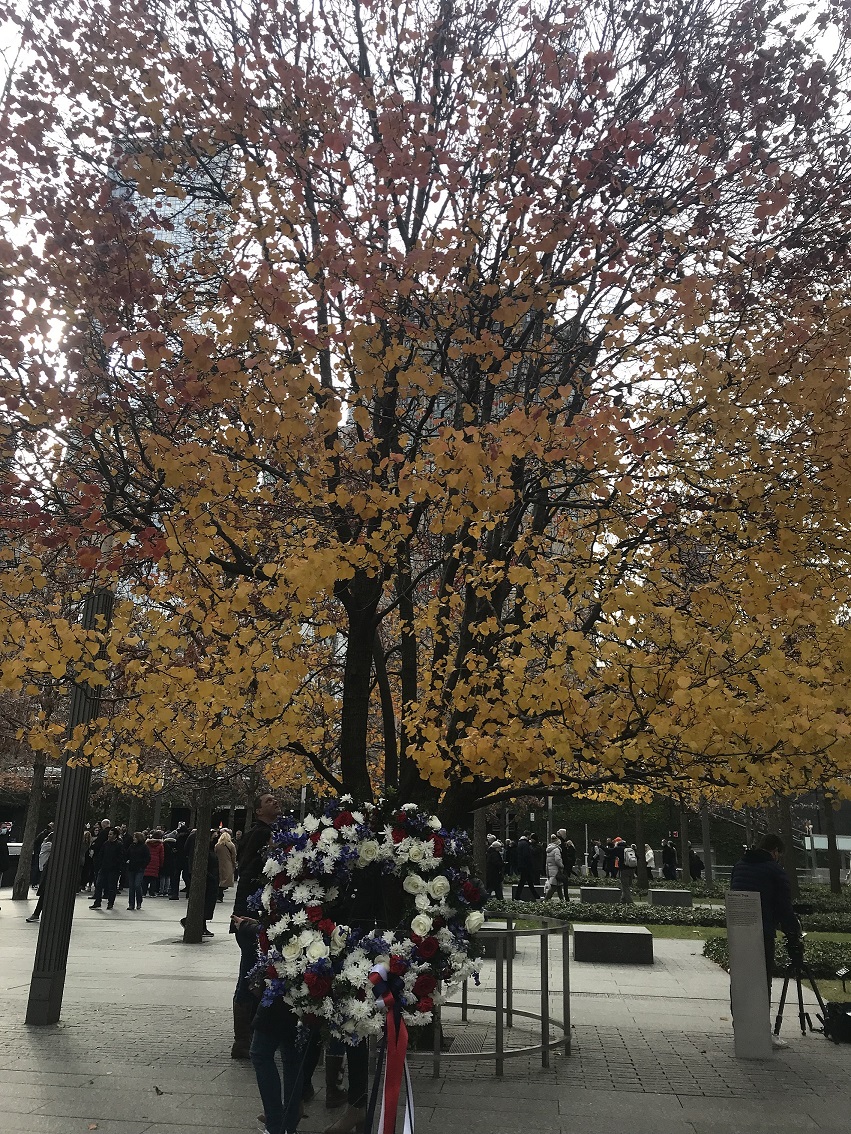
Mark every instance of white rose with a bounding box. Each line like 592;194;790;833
330;925;348;955
359;839;379;864
402;873;425;895
411;914;432;937
465;911;485;935
427;876;451;899
428;816;442;829
414;893;432;911
407;842;425;863
306;937;330;962
281;937;303;962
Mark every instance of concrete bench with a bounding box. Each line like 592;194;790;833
649;888;693;908
479;920;517;960
579;886;621;904
573;923;654;965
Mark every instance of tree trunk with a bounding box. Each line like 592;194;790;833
183;790;214;944
108;789;120;826
127;796;140;835
373;628;398;793
824;792;842;895
778;794;799;899
700;802;713;885
339;582;381;800
12;757;47;900
679;807;691;884
634;803;648;890
473;807;487;883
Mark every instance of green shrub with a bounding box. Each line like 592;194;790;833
703;935;851;979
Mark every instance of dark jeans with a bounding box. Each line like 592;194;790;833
127;870;144;909
250;1017;309;1134
329;1038;369;1107
515;869;538;901
143;876;159;896
169;868;181;899
93;869;119;907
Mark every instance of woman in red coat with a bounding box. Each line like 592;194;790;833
144;831;165;896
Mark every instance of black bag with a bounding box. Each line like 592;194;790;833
823;1002;851;1044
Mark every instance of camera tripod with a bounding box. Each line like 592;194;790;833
773;952;827;1037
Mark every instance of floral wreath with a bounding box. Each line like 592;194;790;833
249;796;486;1044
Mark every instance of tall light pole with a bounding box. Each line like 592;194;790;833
26;582;115;1025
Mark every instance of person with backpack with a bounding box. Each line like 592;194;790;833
614;839;637;903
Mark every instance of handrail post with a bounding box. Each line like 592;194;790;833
495;935;504;1077
461;978;468;1023
540;930;550;1068
506;919;514;1028
562;924;571;1054
433;991;442;1079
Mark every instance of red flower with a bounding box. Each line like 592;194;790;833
417;997;434;1013
391;827;406;844
431;835;444;856
310;831;321;844
259;930;270;953
462;880;481;903
272;873;287;890
304;972;332;999
413;974;437;998
389;955;409;976
394;811;407;825
410;933;423;945
417;936;439;959
318;919;335;935
306;906;323;923
333;810;354;829
266;964;277;979
432;917;445;931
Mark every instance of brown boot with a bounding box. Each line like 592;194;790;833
324;1054;347;1109
230;1001;253;1059
323;1104;366;1134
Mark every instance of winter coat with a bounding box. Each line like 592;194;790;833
545;842;564;880
39;838;53;873
730;848;799;942
561;842;577;875
233;821;273;916
645;848;656;870
144;839;165;878
515;837;535;874
161;837;177;876
485;845;504;890
127;842;151;874
216;835;237;889
99;839;125;874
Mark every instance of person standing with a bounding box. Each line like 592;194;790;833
645;843;656;880
90;829;123;910
485;835;504;900
730;833;801;1049
543;834;564;900
514;834;539;901
160;832;177;896
144;830;165;896
31;821;54;890
216;828;237;902
126;831;151;911
689;845;704;881
231;793;281;1059
662;838;678;880
26;831;53;922
589;839;602;877
562;839;577;879
613;839;637;903
171;823;189;899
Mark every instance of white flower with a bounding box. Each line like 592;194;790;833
264;858;281;878
414;893;432;911
291;910;308;926
306;937;330;962
407;842;425;863
411;913;432;937
281;937;303;962
319;827;338;843
358;840;379;864
465;911;485;934
351;811;365;824
402;803;418;811
340;794;354;804
330;925;348;955
402;873;425;895
428;816;442;829
427;876;450;899
302;815;320;832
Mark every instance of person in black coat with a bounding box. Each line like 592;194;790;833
486;836;505;900
661;839;678;880
90;829;124;909
171;824;189;899
515;834;538;901
689;847;704;881
730;833;801;992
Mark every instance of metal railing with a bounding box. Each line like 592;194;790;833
408;915;571;1078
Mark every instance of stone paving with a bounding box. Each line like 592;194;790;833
0;885;848;1134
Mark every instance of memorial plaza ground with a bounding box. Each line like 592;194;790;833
0;887;848;1134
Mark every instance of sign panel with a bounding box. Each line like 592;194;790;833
726;890;772;1059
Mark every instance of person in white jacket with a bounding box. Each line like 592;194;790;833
645;844;656;879
544;835;564;900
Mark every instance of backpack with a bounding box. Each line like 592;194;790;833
623;846;637;869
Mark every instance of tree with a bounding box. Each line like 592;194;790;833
3;0;851;827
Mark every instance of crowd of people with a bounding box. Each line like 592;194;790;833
481;830;706;906
24;818;242;932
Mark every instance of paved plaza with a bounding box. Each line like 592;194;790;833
0;887;848;1134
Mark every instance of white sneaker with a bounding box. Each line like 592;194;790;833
772;1035;789;1049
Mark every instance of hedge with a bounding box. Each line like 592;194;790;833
703;935;851;979
487;898;851;934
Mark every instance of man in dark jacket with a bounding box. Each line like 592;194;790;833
90;829;124;910
730;834;801;992
485;835;504;900
515;834;538;901
230;793;280;1059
